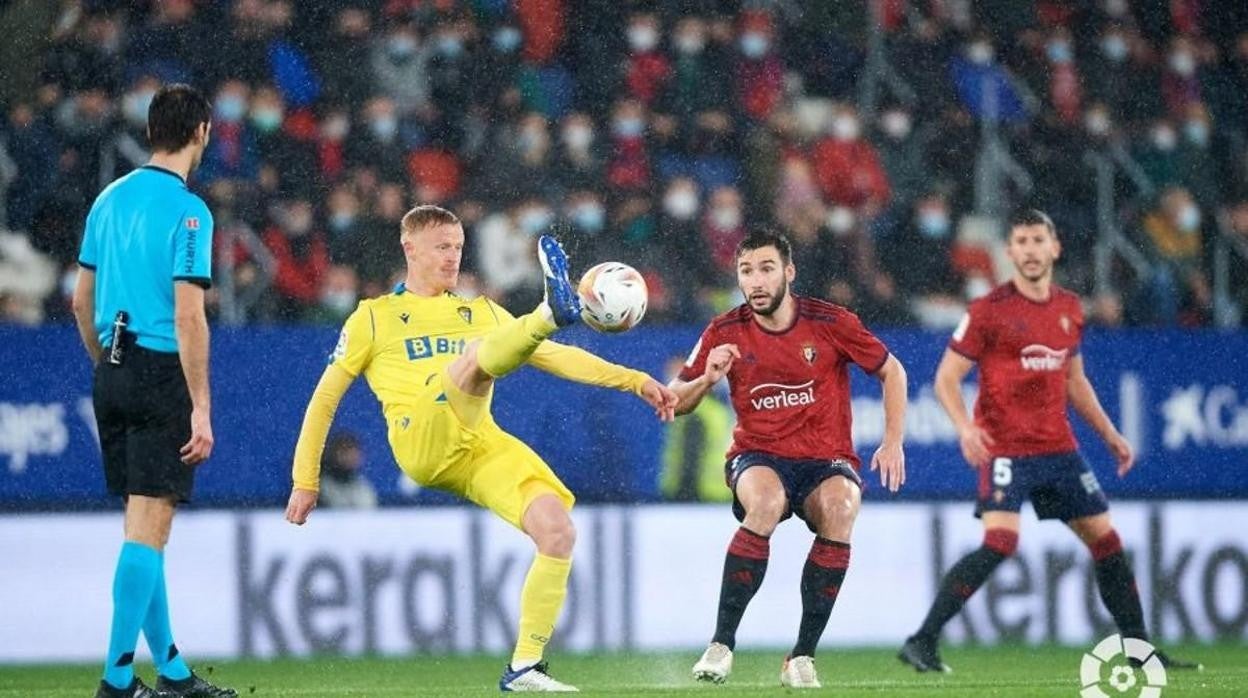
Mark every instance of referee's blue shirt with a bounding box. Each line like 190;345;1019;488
77;165;214;353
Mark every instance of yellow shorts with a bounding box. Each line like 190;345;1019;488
386;370;575;529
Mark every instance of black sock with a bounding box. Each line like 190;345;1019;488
792;538;850;657
711;527;770;649
916;528;1017;638
1091;530;1149;641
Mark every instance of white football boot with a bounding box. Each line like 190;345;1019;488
780;655;821;688
692;642;734;683
499;661;579;692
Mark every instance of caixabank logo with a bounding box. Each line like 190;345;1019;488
1080;634;1166;698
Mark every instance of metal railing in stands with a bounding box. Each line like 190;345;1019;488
1214;209;1248;327
216;220;276;326
1087;150;1154;298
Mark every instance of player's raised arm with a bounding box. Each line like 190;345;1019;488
527;340;678;421
934;347;993;469
1066;353;1135;477
869;354;907;492
668;341;739;416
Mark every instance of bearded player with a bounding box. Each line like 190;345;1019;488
669;230;908;688
898;209;1200;673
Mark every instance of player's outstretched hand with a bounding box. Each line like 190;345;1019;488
180;406;213;465
639;378;679;422
958;424;994;469
870;441;906;492
1107;431;1135;477
286;488;318;525
703;343;740;384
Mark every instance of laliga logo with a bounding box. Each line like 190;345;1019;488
1080;634;1166;698
1019;344;1068;371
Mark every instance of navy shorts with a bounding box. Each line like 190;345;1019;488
975;451;1109;522
726;451;863;533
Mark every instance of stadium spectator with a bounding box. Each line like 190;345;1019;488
317;432;377;509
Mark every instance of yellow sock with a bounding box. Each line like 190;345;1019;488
512;552;572;667
477;309;557;378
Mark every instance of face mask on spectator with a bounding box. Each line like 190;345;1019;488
329;212;356;232
1169;50;1196;76
1177;204;1201;232
322;289;357;315
740;32;769;58
563;124;593;150
918;209;950;238
711;206;741;229
251;107;283;133
831;115;861;141
1101;35;1128;62
322;115;349;140
215;95;246;123
1151;125;1177;151
494;27;522;53
1085;111;1111;136
1046;40;1072;64
520;208;553;236
613;117;644;139
370;116;398;142
675;33;704;55
1184;120;1209;146
123;89;155;126
436;35;463;57
881;111;911;139
664;189;699;220
572;203;605;233
826;206;856;235
966;275;991;300
388;35;418;59
967;42;994;65
1103;0;1129;18
628;25;659;53
517;129;545;154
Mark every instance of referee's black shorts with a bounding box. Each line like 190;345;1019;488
92;345;196;503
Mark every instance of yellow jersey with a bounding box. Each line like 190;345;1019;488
292;285;650;491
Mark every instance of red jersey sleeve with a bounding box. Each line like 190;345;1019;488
949;302;989;360
829;309;890;373
678;324;717;382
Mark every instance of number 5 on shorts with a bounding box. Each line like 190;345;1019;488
992;457;1013;487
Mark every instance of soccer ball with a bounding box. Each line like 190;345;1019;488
577;262;648;333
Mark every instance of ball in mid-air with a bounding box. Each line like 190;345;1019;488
576;261;648;333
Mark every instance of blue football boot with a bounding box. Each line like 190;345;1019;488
537;235;582;327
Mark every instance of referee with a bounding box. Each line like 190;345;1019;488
72;84;235;698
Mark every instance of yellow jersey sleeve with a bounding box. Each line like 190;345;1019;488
329;302;376;376
528;340;651;394
291;364;355;492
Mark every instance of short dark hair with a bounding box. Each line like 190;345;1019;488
401;204;461;233
147;84;211;153
1008;208;1056;236
735;229;792;266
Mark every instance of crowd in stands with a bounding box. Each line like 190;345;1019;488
2;0;1247;329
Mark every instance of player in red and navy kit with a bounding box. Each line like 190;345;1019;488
899;210;1199;673
670;231;908;688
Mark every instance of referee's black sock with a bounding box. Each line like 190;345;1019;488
1090;530;1149;641
916;528;1017;639
711;527;770;649
791;538;850;658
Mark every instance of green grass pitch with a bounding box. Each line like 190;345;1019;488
0;644;1243;696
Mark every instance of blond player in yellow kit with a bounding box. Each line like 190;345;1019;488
285;205;676;692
